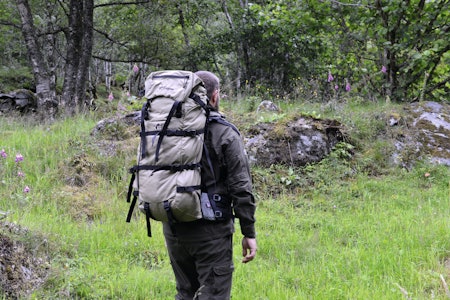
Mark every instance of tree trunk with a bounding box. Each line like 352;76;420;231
177;2;197;71
62;0;94;116
221;0;241;99
76;0;94;110
16;0;58;119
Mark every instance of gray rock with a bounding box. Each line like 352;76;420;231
395;101;450;166
245;117;345;167
0;90;37;113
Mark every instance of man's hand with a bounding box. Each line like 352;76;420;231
242;237;257;263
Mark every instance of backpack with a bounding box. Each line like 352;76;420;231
126;70;209;236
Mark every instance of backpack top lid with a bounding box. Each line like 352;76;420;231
144;70;204;103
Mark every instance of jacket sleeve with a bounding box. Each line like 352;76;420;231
223;129;256;238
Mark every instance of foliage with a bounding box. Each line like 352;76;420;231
0;66;34;92
243;1;326;95
367;0;450;102
302;0;450;103
1;0;448;108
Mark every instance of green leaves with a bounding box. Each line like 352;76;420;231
1;0;448;104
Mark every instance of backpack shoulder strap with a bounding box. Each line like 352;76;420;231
208;114;240;135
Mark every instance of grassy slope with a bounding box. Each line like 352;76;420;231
1;99;450;299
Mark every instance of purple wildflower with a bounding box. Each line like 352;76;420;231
18;171;25;178
108;93;114;101
327;72;334;82
23;186;30;193
133;64;139;73
15;153;24;163
381;65;387;73
345;82;351;92
334;84;339;90
1;149;6;158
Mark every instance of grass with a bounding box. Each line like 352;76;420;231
1;98;450;299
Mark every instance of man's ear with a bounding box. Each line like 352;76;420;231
210;89;219;107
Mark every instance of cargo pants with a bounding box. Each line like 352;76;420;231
164;234;234;300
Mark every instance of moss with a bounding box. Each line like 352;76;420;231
266;114;306;141
0;223;51;298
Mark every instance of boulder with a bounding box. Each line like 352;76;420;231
392;101;450;167
257;100;280;112
0;90;37;113
245;116;345;167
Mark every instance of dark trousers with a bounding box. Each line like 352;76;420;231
164;234;234;300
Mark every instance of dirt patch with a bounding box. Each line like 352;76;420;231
0;222;50;299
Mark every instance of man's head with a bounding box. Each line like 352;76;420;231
195;71;220;110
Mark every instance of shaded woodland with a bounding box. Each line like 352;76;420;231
0;0;448;118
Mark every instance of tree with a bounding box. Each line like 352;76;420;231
61;0;94;115
322;0;449;102
16;0;58;118
14;0;95;117
373;0;450;102
238;1;327;96
4;0;449;111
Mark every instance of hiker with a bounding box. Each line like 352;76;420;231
162;70;257;300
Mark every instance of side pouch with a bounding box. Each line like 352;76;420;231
201;192;216;221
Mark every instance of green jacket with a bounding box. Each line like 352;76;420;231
163;111;256;241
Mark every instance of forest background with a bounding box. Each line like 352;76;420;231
0;0;449;116
1;0;450;299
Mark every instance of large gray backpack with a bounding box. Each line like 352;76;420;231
126;70;209;236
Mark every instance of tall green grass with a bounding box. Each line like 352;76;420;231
1;103;450;299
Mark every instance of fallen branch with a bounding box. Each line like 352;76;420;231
395;283;411;300
440;274;450;298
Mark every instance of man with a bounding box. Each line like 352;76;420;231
162;70;257;300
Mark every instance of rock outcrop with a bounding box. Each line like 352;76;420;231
392;101;450;167
245;117;345;167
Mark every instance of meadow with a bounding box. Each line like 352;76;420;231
1;98;450;299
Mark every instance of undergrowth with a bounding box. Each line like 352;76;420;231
1;98;450;299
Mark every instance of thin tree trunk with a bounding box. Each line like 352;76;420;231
75;0;94;111
62;0;83;115
221;0;241;99
177;2;197;70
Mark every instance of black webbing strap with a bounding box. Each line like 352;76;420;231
155;101;182;162
208;115;240;135
190;92;208;111
176;185;201;193
164;200;177;236
126;172;136;204
203;143;216;187
140;101;150;158
133;162;200;172
141;128;205;137
126;171;137;223
144;202;152;237
126;191;138;223
153;74;190;80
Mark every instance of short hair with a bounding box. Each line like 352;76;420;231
195;71;219;100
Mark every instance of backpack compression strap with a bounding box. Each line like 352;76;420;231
126;172;138;223
140;101;150;158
